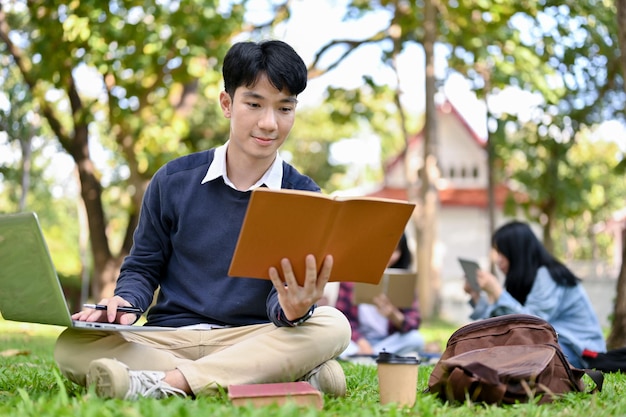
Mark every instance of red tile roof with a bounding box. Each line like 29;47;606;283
367;100;520;208
366;184;514;208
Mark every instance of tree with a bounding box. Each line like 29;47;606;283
415;0;440;318
606;0;626;349
301;0;625;318
0;1;246;298
0;62;38;212
306;0;445;317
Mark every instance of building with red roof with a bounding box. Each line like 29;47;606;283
362;99;519;323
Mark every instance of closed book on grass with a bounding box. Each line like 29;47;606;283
228;381;324;409
228;188;416;285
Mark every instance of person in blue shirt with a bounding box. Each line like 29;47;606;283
54;40;350;400
465;220;606;368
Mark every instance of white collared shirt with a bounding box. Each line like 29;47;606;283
201;141;284;191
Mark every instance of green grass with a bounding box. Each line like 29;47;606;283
1;319;625;417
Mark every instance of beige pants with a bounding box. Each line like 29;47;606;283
54;306;350;396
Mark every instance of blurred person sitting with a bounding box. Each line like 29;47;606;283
335;234;425;358
465;220;606;369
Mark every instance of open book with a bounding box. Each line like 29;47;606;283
228;188;416;285
353;268;417;308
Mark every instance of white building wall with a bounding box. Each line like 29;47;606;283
434;206;509;324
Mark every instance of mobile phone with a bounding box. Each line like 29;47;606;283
83;304;144;314
457;258;481;292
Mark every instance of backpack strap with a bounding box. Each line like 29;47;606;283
583;369;604;392
550;344;603;393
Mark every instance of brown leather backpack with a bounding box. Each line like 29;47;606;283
427;314;603;405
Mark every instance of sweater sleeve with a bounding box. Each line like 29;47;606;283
266;287;289;327
469;267;562;321
114;169;169;311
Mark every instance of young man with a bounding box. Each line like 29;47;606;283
54;40;351;400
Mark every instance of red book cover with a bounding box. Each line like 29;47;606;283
228;381;324;409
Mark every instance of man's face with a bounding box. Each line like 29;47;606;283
220;73;298;163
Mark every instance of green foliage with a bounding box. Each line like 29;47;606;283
326;77;409;163
496;114;625;260
318;1;625;231
286;106;355;193
29;0;244;175
2;0;248;191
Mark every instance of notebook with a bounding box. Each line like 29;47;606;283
0;212;173;332
352;269;417;308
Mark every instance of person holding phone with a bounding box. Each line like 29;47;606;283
464;220;606;368
53;40;350;400
458;258;481;293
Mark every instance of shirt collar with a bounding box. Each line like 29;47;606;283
201;141;283;191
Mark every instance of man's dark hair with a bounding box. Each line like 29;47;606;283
222;40;307;97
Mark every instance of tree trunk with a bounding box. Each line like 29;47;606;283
479;66;496;273
542;199;556;254
606;0;626;349
18;137;32;211
0;13;123;301
67;117;119;299
415;0;440;319
607;227;626;348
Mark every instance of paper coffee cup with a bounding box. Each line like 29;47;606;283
376;351;420;407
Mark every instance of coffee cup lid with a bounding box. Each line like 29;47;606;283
376;351;420;364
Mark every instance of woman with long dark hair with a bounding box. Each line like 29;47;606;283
466;220;606;368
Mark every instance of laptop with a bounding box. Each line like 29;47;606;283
0;212;173;331
352;269;417;308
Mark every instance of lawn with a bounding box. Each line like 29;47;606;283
1;318;625;417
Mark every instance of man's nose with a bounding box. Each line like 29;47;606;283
258;108;278;130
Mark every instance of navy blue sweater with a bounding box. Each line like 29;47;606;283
115;149;320;327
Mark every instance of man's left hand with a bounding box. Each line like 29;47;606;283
269;254;333;321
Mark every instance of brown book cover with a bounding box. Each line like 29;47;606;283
353;268;417;308
228;188;416;285
228;381;324;409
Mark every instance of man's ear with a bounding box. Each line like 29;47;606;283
219;90;232;118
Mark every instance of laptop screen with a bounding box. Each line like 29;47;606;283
0;212;74;327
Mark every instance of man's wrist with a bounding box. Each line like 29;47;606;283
283;305;315;327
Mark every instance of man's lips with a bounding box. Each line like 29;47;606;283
253;136;276;144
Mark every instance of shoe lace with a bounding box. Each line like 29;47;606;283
127;371;188;399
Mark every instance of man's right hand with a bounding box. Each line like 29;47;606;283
72;295;139;325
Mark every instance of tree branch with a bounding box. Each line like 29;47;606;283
307;32;388;79
0;7;71;146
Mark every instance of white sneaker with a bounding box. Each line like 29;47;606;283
304;359;347;397
87;358;187;400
